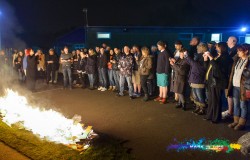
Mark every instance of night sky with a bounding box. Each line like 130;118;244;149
2;0;250;48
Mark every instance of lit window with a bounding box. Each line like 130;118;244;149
211;34;221;43
245;34;250;44
97;32;111;39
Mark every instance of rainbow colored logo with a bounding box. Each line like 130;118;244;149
167;138;241;153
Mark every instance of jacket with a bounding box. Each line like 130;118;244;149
172;58;190;94
118;54;133;76
85;55;97;74
227;56;250;100
137;56;152;76
185;54;206;84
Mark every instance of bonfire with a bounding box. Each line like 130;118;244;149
0;89;97;151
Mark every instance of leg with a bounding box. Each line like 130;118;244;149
62;67;67;87
119;75;125;96
126;76;134;97
67;67;72;88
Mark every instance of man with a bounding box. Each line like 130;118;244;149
222;36;238;119
154;41;171;104
97;48;108;91
60;46;73;89
117;46;134;99
45;48;58;84
189;36;200;59
132;45;142;97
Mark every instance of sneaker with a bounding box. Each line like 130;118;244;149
135;93;141;98
98;87;103;91
112;86;116;91
49;80;52;83
108;86;113;91
222;110;233;120
154;96;162;102
101;88;107;91
53;80;57;84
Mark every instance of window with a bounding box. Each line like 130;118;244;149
211;33;221;43
178;33;193;40
97;32;111;39
245;34;250;44
193;33;204;41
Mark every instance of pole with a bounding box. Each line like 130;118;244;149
83;9;88;48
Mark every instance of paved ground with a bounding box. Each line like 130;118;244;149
1;80;249;160
0;142;29;160
28;84;248;160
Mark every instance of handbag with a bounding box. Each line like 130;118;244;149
245;90;250;99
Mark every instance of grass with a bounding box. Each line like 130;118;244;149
0;120;134;160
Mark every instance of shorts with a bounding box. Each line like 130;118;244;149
157;73;169;87
132;71;141;85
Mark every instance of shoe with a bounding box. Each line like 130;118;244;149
49;80;52;83
112;86;116;91
98;87;103;91
143;94;149;102
228;116;240;128
222;110;233;120
192;106;200;114
234;118;246;130
203;117;211;121
116;93;124;97
154;96;162;102
160;98;167;104
175;103;182;108
182;103;186;111
130;96;135;100
101;88;107;91
196;109;206;115
53;80;57;84
135;93;141;98
108;86;113;91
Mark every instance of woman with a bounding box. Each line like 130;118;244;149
203;42;232;123
185;43;207;115
136;47;152;101
228;44;250;130
170;48;189;110
14;51;25;83
107;49;115;91
85;49;97;90
77;50;87;89
111;48;121;92
154;41;171;104
26;49;38;92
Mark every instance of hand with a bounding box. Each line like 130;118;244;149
135;57;138;61
170;61;174;65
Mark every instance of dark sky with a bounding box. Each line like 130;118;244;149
2;0;250;48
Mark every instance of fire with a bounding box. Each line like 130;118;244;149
0;89;96;150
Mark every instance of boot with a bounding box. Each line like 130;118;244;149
182;103;186;111
234;118;246;130
228;116;240;128
112;86;116;91
143;94;149;102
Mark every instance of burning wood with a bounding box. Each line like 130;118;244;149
0;89;97;152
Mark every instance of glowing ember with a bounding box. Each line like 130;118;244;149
0;89;96;149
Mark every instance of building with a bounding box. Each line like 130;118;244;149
54;26;250;52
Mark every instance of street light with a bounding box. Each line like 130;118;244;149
0;10;2;51
241;27;247;32
82;8;88;47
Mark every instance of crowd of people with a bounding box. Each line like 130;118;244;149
0;35;250;131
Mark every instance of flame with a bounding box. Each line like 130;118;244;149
0;89;94;146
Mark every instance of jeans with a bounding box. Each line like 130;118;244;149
108;69;115;86
88;74;95;87
62;65;72;87
233;87;248;119
98;68;108;88
192;87;205;106
113;70;120;90
119;75;133;96
18;69;25;82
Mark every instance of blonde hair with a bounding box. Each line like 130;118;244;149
141;46;150;56
197;42;208;53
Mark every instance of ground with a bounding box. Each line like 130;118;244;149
1;81;249;160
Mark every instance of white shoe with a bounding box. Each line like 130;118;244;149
101;88;107;91
49;80;52;83
98;87;103;90
53;81;57;84
222;110;233;120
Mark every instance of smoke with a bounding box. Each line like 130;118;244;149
1;0;26;50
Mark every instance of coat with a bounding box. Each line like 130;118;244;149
204;53;233;89
137;56;152;76
185;54;206;84
85;55;97;74
27;55;38;80
172;58;190;94
227;56;250;101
